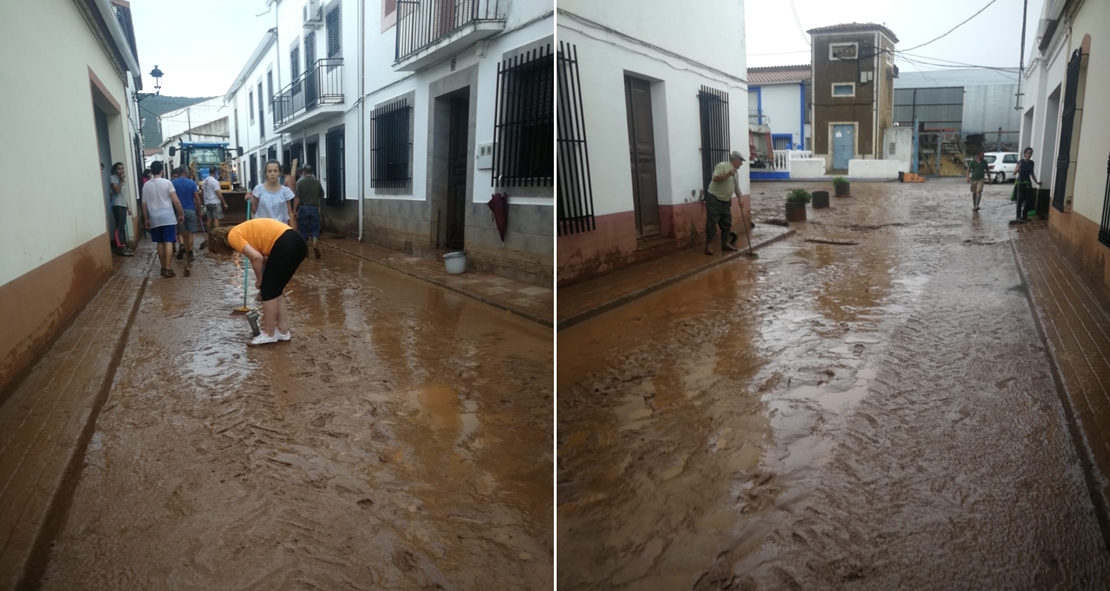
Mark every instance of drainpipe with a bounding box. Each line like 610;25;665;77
358;0;366;242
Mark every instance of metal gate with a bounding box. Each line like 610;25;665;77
1054;49;1082;212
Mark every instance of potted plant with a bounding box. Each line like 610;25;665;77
785;188;810;222
812;189;830;209
833;176;851;197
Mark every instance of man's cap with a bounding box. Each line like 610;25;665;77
730;151;745;162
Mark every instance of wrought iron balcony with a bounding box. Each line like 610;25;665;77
273;58;344;130
394;0;505;71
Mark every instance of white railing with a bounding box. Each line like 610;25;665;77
773;152;790;171
789;150;813;159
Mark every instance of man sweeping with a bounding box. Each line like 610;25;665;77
705;151;745;255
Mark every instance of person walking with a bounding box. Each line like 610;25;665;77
251;160;296;224
142;161;185;277
206;218;307;346
1013;147;1040;222
170;167;201;272
202;166;230;228
967;152;989;212
294;164;325;259
705;151;745;255
109;162;134;256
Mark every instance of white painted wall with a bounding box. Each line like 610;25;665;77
559;0;745;80
882;127;913;172
756;84;804;148
791;159;825;178
0;0;138;287
558;0;747;219
1066;0;1110;224
160;97;228;140
848;159;900;179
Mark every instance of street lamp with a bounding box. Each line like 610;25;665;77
133;66;163;103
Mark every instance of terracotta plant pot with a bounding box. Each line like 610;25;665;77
834;181;851;197
785;201;807;222
812;190;830;209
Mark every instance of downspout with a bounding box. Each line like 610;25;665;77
756;87;762;123
799;82;805;150
358;0;366;242
873;32;879;159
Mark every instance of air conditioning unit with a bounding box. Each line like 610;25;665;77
303;0;323;27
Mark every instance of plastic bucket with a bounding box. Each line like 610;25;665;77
443;251;467;274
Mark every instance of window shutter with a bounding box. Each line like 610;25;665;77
326;6;341;57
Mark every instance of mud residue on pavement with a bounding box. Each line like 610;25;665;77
559;180;1110;589
38;250;553;590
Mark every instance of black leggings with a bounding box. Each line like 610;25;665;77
112;206;128;247
260;230;307;301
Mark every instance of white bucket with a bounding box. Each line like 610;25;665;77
443;251;467;274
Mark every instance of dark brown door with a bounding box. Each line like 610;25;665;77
436;0;457;38
625;75;660;237
446;93;469;250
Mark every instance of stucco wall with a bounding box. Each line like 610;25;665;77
1066;3;1109;226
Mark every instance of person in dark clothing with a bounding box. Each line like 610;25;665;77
1014;147;1040;222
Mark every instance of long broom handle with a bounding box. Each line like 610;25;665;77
242;198;251;308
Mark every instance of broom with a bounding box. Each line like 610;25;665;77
231;198;252;315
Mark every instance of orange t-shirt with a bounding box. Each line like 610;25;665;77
227;218;292;255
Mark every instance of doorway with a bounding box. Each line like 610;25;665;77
624;75;660;238
306;139;319;175
832;124;854;170
445;93;469;250
94;105;115;246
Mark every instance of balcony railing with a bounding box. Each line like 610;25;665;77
395;0;502;63
273;58;344;129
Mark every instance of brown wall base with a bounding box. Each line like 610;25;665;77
0;234;113;402
558;196;750;286
1048;208;1110;299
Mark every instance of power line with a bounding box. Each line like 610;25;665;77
787;0;810;47
900;0;999;52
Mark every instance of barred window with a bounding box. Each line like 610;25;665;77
371;98;412;188
493;44;554;187
698;86;730;192
557;41;595;235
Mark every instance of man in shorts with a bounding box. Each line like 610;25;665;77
294;164;325;259
203;166;229;228
170;167;201;270
142;161;185;278
967;151;989;212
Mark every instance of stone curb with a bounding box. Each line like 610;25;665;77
557;227;796;331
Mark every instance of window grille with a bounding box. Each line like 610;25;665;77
557;41;595;236
370;98;412;188
698;86;730;193
493;43;553;187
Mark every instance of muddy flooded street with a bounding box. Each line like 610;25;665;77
558;180;1110;590
39;246;552;590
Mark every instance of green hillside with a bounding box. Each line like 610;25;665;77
135;95;216;148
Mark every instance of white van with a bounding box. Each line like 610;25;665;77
982;152;1020;184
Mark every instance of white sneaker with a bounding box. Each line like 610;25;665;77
276;330;291;342
249;331;279;346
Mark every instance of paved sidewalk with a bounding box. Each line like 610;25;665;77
0;244;154;591
321;239;553;328
557;224;793;329
1011;221;1110;545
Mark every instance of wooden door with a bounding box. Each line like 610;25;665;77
624;76;660;238
445;93;469;249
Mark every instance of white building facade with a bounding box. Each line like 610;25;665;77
556;0;749;285
224;0;554;285
0;0;144;395
748;65;811;151
1019;0;1110;290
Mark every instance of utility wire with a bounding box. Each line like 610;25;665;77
787;0;810;47
900;0;999;52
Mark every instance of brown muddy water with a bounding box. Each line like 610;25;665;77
558;180;1110;590
38;247;553;590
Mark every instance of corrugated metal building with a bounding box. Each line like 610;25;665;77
893;69;1021;145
